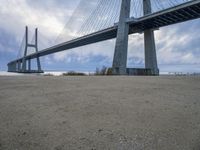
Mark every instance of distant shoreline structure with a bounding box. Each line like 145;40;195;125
0;71;200;76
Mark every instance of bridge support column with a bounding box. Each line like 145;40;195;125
13;63;15;72
35;28;42;72
17;61;21;72
15;63;17;72
8;64;12;72
22;26;28;72
8;62;17;72
143;0;159;75
112;0;131;75
28;59;31;71
144;29;159;75
20;26;43;73
11;63;15;72
22;60;27;72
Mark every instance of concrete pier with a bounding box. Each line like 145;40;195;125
143;0;159;75
112;0;131;75
28;59;31;71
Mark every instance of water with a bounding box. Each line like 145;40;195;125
0;71;23;76
0;71;92;76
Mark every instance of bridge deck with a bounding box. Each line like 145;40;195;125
8;0;200;65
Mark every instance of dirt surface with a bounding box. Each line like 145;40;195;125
0;76;200;150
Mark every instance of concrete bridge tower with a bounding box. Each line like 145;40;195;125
112;0;131;75
112;0;159;75
143;0;159;75
8;26;43;73
21;26;42;73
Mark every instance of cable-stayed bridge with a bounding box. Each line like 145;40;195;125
7;0;200;75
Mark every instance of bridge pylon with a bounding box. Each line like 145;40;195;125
112;0;159;75
112;0;131;75
143;0;159;75
20;26;43;73
8;26;43;73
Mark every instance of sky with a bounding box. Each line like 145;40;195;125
0;0;200;73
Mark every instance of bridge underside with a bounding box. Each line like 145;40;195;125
129;0;200;31
8;0;200;74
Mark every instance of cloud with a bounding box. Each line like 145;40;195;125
155;20;200;65
0;0;83;49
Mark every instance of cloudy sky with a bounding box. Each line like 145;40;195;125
0;0;200;73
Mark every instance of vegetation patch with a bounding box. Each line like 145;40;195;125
62;71;86;76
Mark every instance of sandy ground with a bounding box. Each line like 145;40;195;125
0;75;200;150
